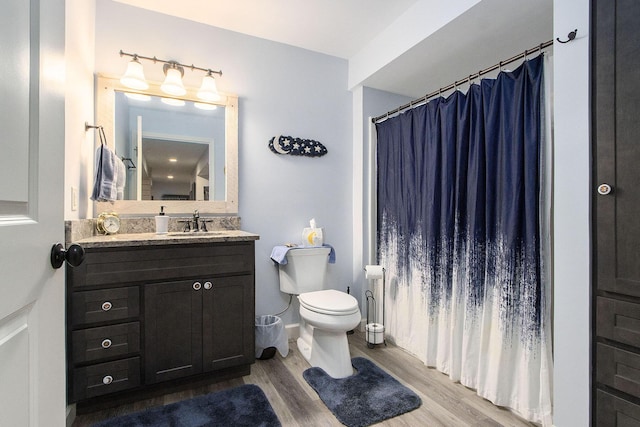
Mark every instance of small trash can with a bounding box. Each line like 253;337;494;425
255;315;289;360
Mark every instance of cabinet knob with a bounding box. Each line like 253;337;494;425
101;301;112;311
101;339;112;349
597;183;613;195
204;281;212;290
102;375;113;385
193;282;202;291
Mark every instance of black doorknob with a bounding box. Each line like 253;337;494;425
50;243;85;269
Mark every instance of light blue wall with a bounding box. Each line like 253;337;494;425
94;0;353;324
553;0;591;425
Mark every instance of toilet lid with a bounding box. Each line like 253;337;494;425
299;290;359;315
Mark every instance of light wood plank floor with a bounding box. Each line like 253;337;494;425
72;331;538;426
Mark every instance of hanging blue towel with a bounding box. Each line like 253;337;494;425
270;244;336;265
91;144;118;201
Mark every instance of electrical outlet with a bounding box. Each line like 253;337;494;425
71;187;78;211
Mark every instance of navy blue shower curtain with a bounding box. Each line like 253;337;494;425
375;55;551;423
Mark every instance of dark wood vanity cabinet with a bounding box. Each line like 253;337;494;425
66;241;256;405
144;275;254;384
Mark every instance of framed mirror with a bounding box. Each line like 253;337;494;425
95;75;238;215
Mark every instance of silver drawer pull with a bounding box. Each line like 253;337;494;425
204;281;212;290
102;375;113;385
193;282;202;291
101;339;112;349
101;301;112;312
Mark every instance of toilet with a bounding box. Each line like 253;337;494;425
278;247;361;378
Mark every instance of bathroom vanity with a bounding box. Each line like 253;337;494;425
65;230;259;410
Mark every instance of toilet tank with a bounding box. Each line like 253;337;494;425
278;247;330;294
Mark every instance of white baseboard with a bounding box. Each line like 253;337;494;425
285;323;299;340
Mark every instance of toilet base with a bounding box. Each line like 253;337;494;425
298;323;355;378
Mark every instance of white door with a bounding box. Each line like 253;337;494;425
0;0;66;426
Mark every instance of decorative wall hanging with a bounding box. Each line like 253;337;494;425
269;135;328;157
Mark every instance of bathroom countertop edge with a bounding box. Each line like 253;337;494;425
75;231;260;248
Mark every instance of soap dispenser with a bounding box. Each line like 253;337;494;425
155;206;168;234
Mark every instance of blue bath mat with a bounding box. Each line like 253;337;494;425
303;357;421;427
92;384;281;427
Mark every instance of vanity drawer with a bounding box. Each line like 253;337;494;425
73;357;141;401
597;297;640;348
72;322;140;364
596;342;640;397
596;389;640;426
71;287;139;327
76;243;255;287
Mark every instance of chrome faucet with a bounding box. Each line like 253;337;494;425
192;209;199;231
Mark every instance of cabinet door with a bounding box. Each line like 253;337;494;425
593;0;640;422
144;280;203;384
202;275;254;371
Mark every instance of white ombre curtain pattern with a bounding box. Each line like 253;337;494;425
374;55;553;425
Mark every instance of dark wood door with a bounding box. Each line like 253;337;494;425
593;0;640;425
202;275;255;371
144;280;202;384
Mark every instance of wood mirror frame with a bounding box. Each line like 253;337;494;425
94;74;238;215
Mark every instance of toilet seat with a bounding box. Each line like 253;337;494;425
299;289;359;315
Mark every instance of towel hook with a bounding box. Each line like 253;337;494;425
85;122;102;132
557;29;578;44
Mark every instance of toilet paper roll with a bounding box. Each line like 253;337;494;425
366;323;385;344
364;265;384;280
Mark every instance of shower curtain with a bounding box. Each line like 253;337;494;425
375;55;552;424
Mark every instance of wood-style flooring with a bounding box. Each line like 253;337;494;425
72;330;538;426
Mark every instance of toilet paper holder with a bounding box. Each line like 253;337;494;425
364;265;386;348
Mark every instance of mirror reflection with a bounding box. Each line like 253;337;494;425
95;75;238;215
114;92;226;201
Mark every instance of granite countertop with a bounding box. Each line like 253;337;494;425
76;230;260;249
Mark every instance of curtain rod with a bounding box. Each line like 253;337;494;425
372;39;553;124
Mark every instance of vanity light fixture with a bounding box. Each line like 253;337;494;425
120;55;148;90
197;71;221;101
119;50;222;100
169;158;177;162
161;62;186;96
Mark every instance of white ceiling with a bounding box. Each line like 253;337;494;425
112;0;419;59
362;0;554;98
112;0;553;98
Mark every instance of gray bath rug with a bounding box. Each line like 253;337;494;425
92;384;281;427
303;357;421;427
